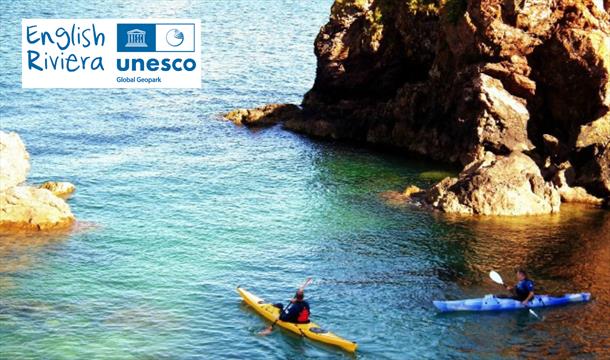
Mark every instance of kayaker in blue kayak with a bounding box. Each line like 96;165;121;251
500;268;535;304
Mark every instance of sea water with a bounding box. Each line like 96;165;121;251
1;1;609;359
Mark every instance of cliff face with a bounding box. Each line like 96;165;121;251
226;0;610;215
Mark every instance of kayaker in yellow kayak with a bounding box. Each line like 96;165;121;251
277;289;311;322
260;279;311;335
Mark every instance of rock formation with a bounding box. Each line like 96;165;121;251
426;152;561;215
0;132;30;191
224;104;302;127
227;0;610;215
381;185;425;205
0;131;74;231
553;163;605;205
38;181;76;198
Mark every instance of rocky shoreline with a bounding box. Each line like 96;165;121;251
225;0;610;216
0;131;75;231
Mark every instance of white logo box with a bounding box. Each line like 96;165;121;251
22;19;201;88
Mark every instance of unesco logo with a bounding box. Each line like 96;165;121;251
22;18;201;88
116;23;197;72
117;23;195;52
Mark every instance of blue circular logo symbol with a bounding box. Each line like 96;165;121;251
166;29;184;47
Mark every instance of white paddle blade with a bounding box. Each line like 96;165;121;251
529;309;540;319
489;271;504;285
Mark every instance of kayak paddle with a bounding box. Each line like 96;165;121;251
300;277;313;291
489;270;504;286
259;277;313;335
528;308;540;319
489;270;540;319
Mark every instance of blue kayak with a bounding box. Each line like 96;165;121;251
433;293;591;312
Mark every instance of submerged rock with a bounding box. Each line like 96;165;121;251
381;185;425;205
0;131;75;231
426;152;561;216
223;104;302;127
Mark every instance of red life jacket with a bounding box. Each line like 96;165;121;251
297;306;310;323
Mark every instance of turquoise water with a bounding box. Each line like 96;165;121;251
1;1;610;359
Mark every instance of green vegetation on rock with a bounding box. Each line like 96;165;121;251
419;170;457;181
406;0;441;15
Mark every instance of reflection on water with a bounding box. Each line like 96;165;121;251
438;205;610;292
0;232;70;274
434;204;610;357
0;221;97;273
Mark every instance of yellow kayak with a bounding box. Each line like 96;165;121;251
237;287;358;353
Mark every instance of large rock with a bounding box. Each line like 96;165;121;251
0;132;75;231
529;3;610;142
0;131;30;191
226;0;610;215
296;0;609;158
426;152;561;215
0;187;74;231
468;73;534;155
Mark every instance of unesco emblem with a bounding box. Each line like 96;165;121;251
125;29;147;48
166;29;184;47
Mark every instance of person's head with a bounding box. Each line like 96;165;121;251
516;268;527;281
295;289;304;301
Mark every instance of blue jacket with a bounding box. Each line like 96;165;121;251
516;279;535;298
279;300;310;323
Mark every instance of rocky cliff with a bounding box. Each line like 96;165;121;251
225;0;610;215
0;131;75;231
